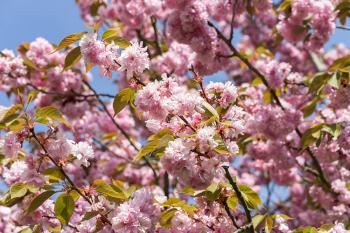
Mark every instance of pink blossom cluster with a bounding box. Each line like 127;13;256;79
277;0;336;51
0;0;350;232
0;49;27;92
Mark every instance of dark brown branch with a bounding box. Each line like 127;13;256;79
30;128;111;225
151;16;163;55
223;166;254;233
82;80;159;182
27;83;114;99
179;115;196;132
223;201;240;229
208;20;332;191
336;25;350;31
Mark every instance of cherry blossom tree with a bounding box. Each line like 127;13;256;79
0;0;350;232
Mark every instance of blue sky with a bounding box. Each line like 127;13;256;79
0;0;117;106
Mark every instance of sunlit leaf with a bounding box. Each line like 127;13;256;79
35;106;71;128
113;88;135;115
10;183;28;199
54;193;75;225
53;32;87;52
27;190;56;214
63;46;81;70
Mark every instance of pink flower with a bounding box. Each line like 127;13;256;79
79;32;119;77
118;40;150;78
206;81;238;108
1;133;21;157
2;160;28;185
111;189;159;233
196;126;218;153
71;141;95;167
46;137;74;159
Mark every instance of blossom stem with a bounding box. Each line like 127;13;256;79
151;16;163;55
222;201;239;229
229;0;238;42
163;172;169;198
208;20;332;191
82;80;159;182
27;83;114;98
179;115;196;132
223;166;254;233
336;25;350;31
30;128;112;225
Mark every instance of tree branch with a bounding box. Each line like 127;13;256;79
208;20;332;191
30;128;112;225
82;80;159;182
223;166;254;233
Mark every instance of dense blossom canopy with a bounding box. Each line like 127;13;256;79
0;0;350;232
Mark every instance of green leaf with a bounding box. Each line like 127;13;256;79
64;46;82;70
300;123;324;150
206;183;219;193
263;90;272;104
82;211;99;221
43;167;66;182
113;88;135;115
26;90;39;107
10;183;28;199
102;28;121;41
160;208;177;228
54;193;75;225
309;73;330;94
329;55;350;71
293;226;318;233
252;77;263;86
202;101;219;120
27;190;56;214
226;195;238;210
35;106;71;128
252;214;266;228
18;227;32;233
134;134;174;161
322;124;342;138
0;104;23;124
69;190;81;202
94;180;126;200
277;0;292;12
161;197;186;207
271;213;293;220
113;37;130;49
23;57;39;70
319;224;335;232
148;128;173;141
238;185;262;210
327;71;340;89
237;135;255;154
90;1;105;16
264;216;273;233
54;32;87;52
302;97;318;118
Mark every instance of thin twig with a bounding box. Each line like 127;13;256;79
229;0;238;42
151;16;163;55
30;128;112;225
336;25;350;31
163;172;169;198
179;115;196;132
223;166;254;233
223;201;240;229
208;20;332;191
82;80;159;182
27;83;114;98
